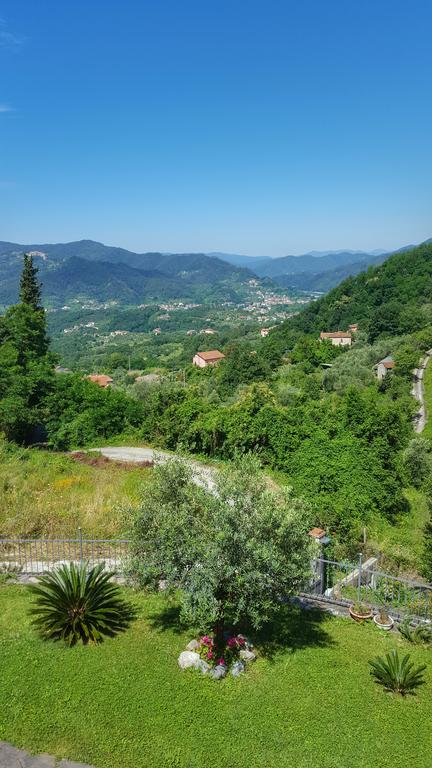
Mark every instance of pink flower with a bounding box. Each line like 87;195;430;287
237;636;246;646
217;658;225;666
201;635;213;646
206;651;213;660
227;637;237;648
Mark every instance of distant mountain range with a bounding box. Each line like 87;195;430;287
0;238;429;306
0;241;261;306
209;241;430;292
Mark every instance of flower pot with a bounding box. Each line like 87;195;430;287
349;605;373;622
373;614;394;631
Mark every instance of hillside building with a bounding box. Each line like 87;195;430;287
375;356;395;381
86;374;113;388
319;331;352;347
192;350;225;368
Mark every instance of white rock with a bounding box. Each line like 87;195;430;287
197;659;211;674
240;649;256;663
210;664;227;680
231;660;245;677
178;651;200;670
186;639;200;652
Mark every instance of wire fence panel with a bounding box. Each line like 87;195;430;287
303;557;432;620
0;536;130;575
2;538;431;621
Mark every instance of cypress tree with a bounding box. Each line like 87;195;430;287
19;253;43;310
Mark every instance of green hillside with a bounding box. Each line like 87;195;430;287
269;240;432;344
0;241;262;306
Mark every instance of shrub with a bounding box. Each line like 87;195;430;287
29;562;133;645
369;650;426;695
127;454;312;646
399;617;432;646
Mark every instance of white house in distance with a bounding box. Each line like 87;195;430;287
320;331;352;347
375;356;395;381
260;326;276;338
193;350;225;368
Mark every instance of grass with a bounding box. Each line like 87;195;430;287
0;442;151;538
1;586;431;768
422;360;432;440
368;488;430;576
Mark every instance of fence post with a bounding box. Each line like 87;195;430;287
78;527;83;563
357;553;363;603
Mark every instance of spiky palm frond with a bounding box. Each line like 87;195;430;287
29;562;134;646
369;650;426;695
399;617;432;646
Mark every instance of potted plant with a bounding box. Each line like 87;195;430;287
373;605;394;631
349;601;373;622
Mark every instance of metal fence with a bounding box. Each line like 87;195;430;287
304;556;432;621
0;530;130;575
2;536;431;622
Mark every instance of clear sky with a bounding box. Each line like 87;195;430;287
1;0;431;256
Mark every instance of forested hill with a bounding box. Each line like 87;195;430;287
0;240;261;306
270;240;432;344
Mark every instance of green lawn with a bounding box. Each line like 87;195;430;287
1;586;431;768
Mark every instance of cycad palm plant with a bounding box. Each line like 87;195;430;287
29;562;133;645
399;617;432;646
369;650;426;695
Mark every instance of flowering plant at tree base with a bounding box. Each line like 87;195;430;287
198;633;249;668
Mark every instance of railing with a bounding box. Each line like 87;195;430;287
0;530;130;574
2;537;431;622
304;556;432;621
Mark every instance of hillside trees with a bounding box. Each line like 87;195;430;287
44;374;145;449
0;254;54;442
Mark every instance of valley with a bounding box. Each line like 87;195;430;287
2;240;432;581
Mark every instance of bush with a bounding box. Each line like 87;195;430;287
369;650;426;695
29;562;134;645
402;438;432;488
399;617;432;646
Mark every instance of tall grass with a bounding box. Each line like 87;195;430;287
0;441;150;538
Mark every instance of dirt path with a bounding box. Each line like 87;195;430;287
86;446;217;491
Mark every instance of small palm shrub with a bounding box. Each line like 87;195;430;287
369;650;426;695
399;617;432;646
29;562;134;646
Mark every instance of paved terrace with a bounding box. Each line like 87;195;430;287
0;742;94;768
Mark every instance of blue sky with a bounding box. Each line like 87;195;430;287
0;0;431;256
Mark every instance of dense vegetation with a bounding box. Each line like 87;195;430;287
2;244;432;571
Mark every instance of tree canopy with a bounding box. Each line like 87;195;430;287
127;454;313;644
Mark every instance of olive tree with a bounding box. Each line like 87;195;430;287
127;454;312;647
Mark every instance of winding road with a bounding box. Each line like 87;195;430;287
87;446;217;491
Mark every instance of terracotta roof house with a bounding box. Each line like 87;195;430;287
320;331;352;347
86;374;113;388
192;350;225;368
308;527;326;541
375;356;395;381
